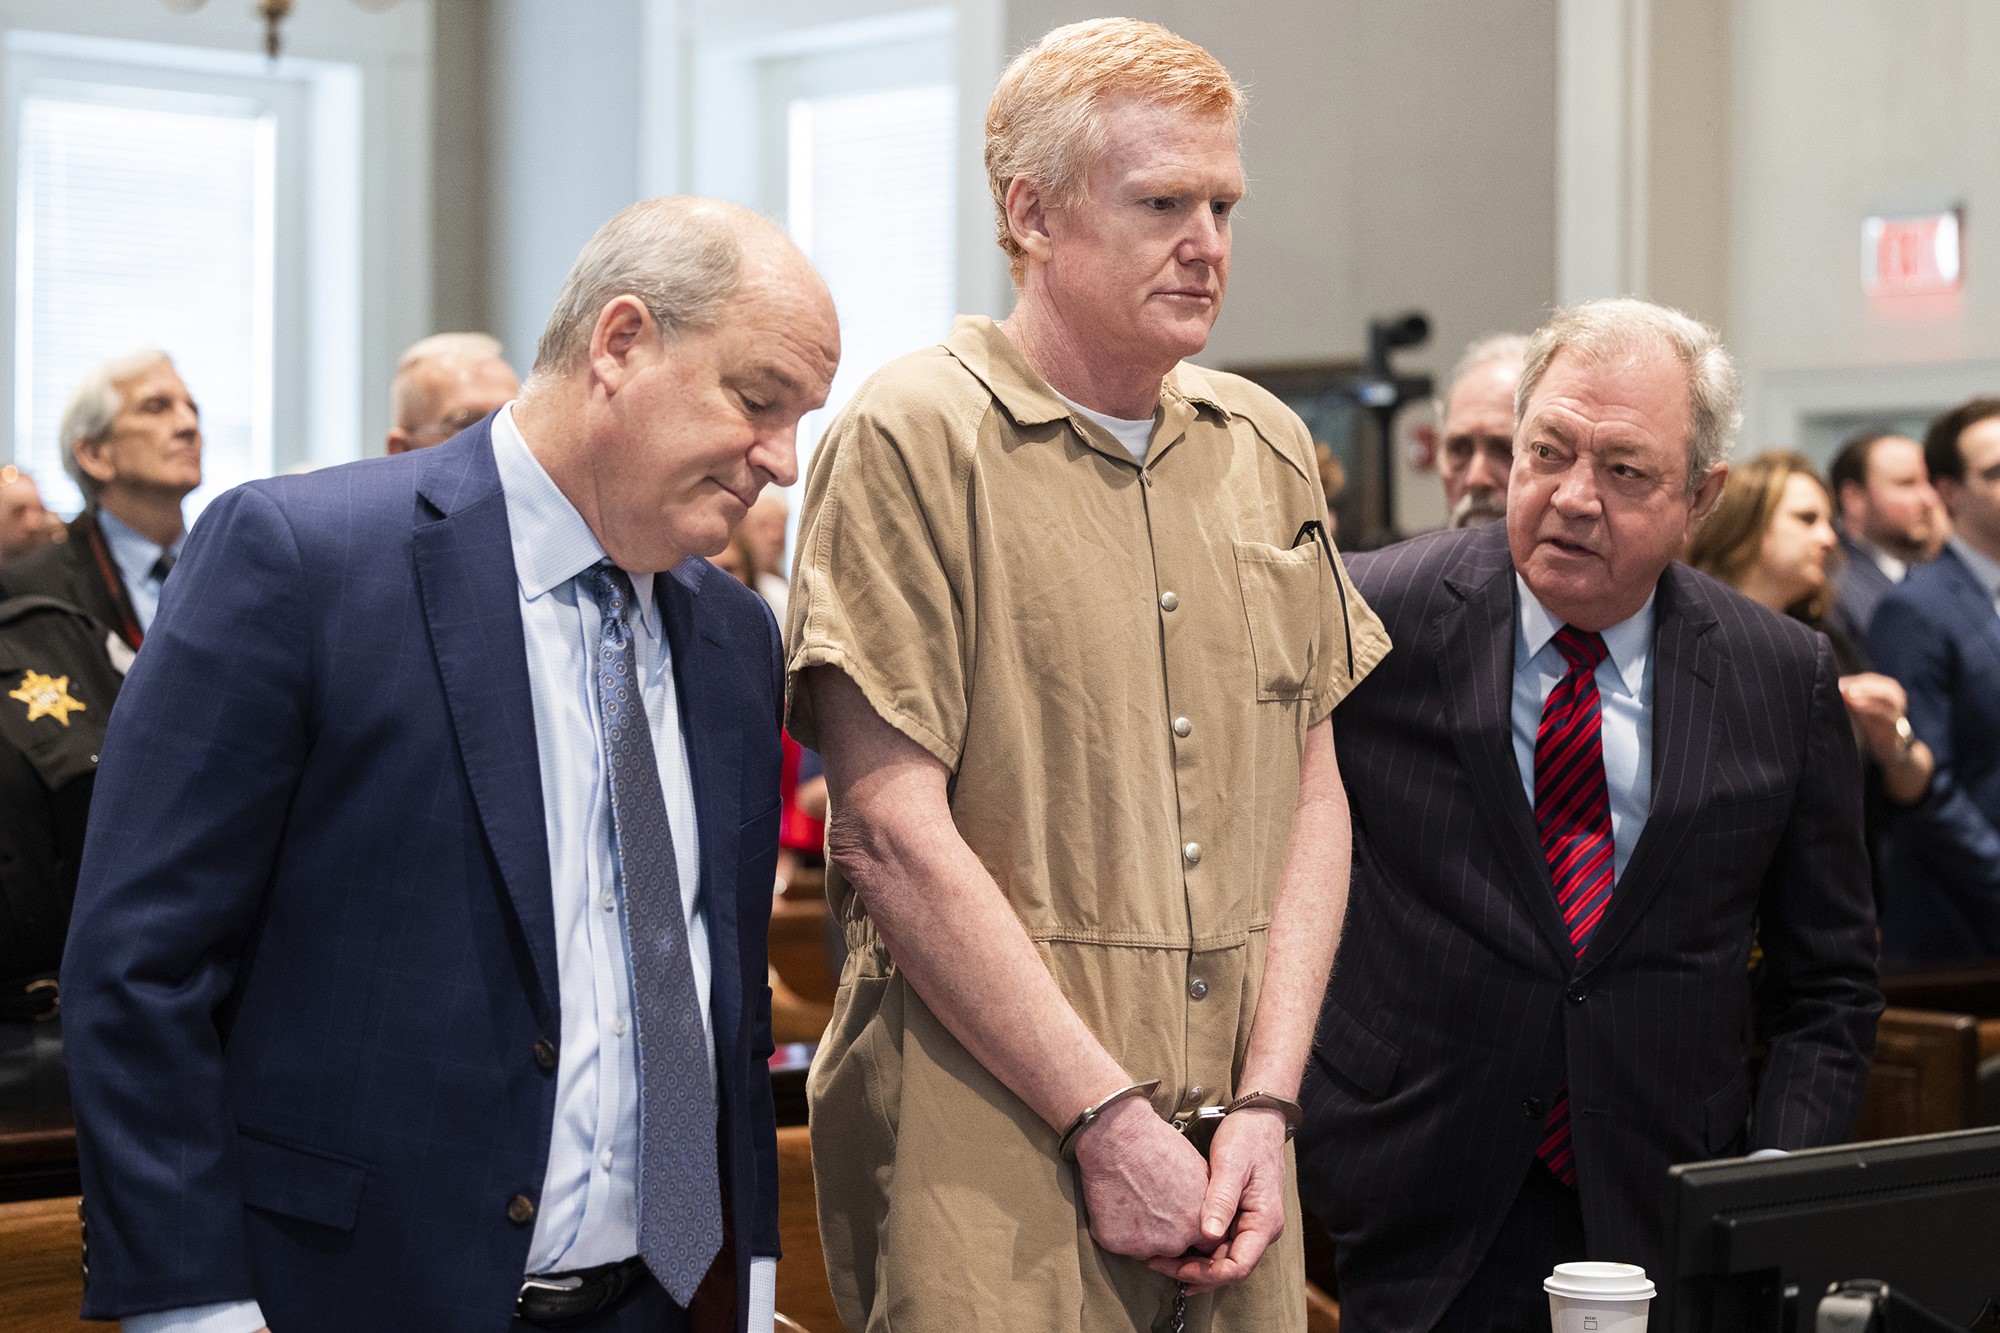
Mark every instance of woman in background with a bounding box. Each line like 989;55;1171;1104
1690;451;1935;905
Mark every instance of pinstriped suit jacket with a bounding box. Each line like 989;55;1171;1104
1297;522;1881;1332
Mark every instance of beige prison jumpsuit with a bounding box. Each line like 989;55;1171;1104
784;317;1390;1332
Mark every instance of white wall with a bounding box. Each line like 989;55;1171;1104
487;0;645;376
1728;0;2000;455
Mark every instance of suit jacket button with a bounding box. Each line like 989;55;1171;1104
534;1039;558;1072
1566;980;1589;1003
507;1194;536;1226
1523;1096;1545;1117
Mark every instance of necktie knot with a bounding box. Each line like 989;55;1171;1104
586;560;633;623
1553;625;1608;674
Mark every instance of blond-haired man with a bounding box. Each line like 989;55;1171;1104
787;20;1387;1331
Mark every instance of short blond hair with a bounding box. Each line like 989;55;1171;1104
985;18;1244;282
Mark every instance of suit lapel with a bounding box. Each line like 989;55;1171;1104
1938;548;2000;664
660;559;745;1069
411;428;560;1024
1580;565;1718;969
1437;532;1576;965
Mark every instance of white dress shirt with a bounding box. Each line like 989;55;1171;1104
1510;577;1656;882
128;409;774;1333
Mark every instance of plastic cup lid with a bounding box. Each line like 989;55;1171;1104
1543;1261;1657;1300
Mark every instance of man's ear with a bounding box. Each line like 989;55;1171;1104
587;295;656;396
1004;176;1055;269
1690;461;1729;525
1934;475;1962;518
385;429;412;456
1837;477;1867;530
71;437;117;488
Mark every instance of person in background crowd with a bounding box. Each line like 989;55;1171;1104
1314;441;1347;543
0;591;123;1110
0;352;200;652
1298;299;1880;1333
384;331;521;455
0;465;63;561
60;197;837;1333
739;491;790;621
1689;451;1935;909
788;18;1388;1332
1827;429;1942;643
1869;398;2000;962
1435;333;1528;529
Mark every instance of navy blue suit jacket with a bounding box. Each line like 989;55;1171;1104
1829;532;1896;648
1297;525;1881;1333
1869;544;2000;961
61;425;784;1330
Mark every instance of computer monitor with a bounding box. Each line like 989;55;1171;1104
1655;1126;2000;1331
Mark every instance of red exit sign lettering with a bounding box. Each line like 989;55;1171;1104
1864;210;1962;298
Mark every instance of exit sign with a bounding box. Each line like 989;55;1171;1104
1864;210;1963;297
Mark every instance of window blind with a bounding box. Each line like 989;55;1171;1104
14;90;273;515
787;82;956;478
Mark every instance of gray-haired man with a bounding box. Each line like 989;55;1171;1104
1435;333;1528;530
0;351;202;650
386;331;522;455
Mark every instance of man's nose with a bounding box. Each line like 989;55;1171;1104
756;423;802;490
1179;208;1227;266
1465;449;1508;494
1550;463;1600;515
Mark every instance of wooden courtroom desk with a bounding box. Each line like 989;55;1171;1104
0;1194;90;1332
0;1104;77;1204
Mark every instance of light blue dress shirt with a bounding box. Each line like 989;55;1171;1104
129;408;774;1333
95;506;185;633
1511;576;1655;882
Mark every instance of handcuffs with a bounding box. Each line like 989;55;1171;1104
1058;1080;1303;1161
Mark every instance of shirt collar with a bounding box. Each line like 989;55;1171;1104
1845;532;1908;583
491;403;659;636
1949;535;2000;602
1515;574;1655;695
941;315;1232;430
95;505;183;583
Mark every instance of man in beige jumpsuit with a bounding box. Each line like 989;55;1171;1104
785;19;1389;1331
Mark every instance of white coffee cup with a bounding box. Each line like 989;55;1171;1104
1544;1260;1656;1333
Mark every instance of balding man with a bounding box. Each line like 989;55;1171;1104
1434;334;1528;529
62;198;837;1333
1297;299;1879;1331
788;19;1385;1332
386;332;522;455
0;352;202;649
0;466;60;561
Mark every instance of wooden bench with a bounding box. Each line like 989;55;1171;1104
1853;1007;1981;1141
0;1194;90;1331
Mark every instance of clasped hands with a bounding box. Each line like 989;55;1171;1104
1072;1095;1291;1294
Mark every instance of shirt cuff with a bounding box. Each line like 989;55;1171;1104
748;1256;777;1333
1748;1147;1790;1159
122;1300;268;1333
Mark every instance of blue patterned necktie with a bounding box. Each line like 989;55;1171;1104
586;562;722;1304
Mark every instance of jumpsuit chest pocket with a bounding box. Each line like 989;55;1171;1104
1232;540;1321;701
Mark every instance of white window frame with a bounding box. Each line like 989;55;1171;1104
0;28;362;507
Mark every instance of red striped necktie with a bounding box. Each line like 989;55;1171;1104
1533;624;1614;1187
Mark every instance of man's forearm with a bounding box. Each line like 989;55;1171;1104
1237;721;1349;1099
809;666;1131;1130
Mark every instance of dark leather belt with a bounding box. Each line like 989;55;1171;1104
0;976;59;1023
516;1255;650;1325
